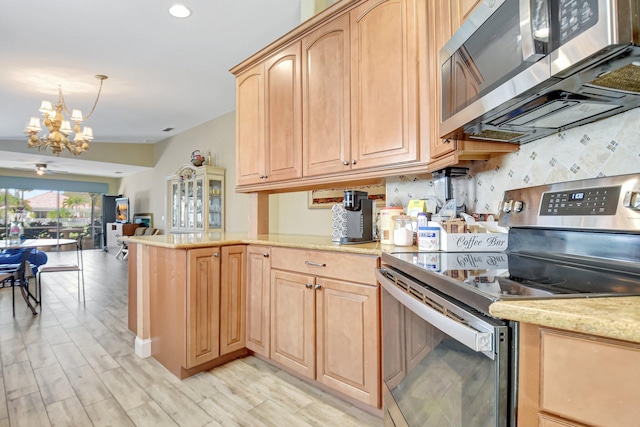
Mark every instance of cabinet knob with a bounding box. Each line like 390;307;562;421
351;159;357;165
214;252;220;257
263;253;269;258
444;138;451;144
306;283;313;289
314;284;322;291
343;161;349;166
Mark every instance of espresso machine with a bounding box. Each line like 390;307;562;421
340;190;374;244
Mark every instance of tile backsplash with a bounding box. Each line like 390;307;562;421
386;108;640;215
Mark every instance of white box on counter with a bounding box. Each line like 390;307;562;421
439;229;508;252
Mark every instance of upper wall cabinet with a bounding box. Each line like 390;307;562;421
302;14;351;177
236;43;303;186
349;0;419;170
232;0;516;190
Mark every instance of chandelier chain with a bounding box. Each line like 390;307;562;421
58;76;105;120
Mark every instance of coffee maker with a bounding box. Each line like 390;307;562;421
340;190;374;244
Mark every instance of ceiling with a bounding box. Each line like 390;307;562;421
0;0;303;177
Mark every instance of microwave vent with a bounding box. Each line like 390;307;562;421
590;63;640;93
470;129;525;142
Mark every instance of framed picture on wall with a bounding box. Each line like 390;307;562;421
133;213;153;228
308;183;386;209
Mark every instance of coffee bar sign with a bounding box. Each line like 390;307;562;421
440;230;508;252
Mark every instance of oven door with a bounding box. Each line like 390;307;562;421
377;268;511;427
439;0;551;138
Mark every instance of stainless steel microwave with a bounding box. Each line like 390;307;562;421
439;0;640;144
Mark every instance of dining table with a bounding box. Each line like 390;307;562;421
1;238;80;315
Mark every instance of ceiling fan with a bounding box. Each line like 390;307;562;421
13;162;69;175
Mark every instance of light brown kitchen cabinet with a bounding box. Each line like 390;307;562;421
349;0;419;169
451;0;482;29
236;63;265;186
302;13;351;177
518;323;640;427
187;247;221;368
235;43;302;186
220;245;246;356
245;245;271;357
148;245;247;379
270;247;381;407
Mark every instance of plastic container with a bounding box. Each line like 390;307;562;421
417;215;440;251
393;215;414;246
380;207;404;244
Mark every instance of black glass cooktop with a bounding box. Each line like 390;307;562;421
381;251;640;315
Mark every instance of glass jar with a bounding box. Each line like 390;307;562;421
393;215;414;246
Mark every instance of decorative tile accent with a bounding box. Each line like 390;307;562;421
386;109;640;216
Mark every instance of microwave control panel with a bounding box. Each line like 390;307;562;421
557;0;598;45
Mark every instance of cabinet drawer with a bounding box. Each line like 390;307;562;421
270;247;378;285
539;328;640;427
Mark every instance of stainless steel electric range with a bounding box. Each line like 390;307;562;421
377;173;640;427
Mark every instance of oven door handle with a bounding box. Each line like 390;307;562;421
377;269;493;354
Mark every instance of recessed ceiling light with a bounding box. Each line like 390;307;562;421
169;4;191;18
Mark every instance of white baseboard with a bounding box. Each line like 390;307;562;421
135;337;152;358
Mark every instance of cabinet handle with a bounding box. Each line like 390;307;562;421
306;283;313;289
314;284;322;291
305;261;326;267
351;159;357;165
342;161;349;166
263;253;269;258
214;252;220;257
443;138;451;144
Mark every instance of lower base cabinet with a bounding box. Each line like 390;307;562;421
268;247;381;408
149;245;247;379
518;323;640;427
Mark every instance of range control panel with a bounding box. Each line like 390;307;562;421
499;174;640;231
539;185;620;216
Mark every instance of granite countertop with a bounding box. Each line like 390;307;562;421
490;297;640;344
126;232;384;255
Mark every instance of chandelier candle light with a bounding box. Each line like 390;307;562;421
24;75;107;156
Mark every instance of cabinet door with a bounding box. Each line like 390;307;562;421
246;246;271;356
186;247;220;368
236;63;266;186
452;0;482;31
302;13;351;177
350;0;419;169
428;0;457;159
271;269;316;379
220;245;246;356
316;277;380;407
264;42;303;182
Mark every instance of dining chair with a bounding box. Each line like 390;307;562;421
0;248;35;316
36;236;85;306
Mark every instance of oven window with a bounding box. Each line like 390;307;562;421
383;289;498;426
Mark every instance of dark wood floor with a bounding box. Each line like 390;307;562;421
0;249;382;427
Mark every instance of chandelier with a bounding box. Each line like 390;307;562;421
24;75;108;156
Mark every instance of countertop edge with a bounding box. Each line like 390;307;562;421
490;298;640;344
125;234;382;256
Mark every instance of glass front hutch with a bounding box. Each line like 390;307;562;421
167;165;225;233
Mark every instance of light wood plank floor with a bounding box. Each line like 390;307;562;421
0;249;383;427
